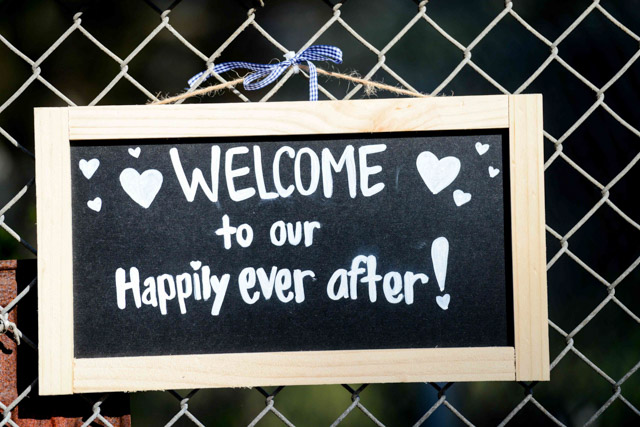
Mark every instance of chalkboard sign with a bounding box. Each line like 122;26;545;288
35;96;549;395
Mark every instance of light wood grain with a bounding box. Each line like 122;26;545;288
35;107;74;395
73;347;516;393
509;95;550;381
67;96;509;140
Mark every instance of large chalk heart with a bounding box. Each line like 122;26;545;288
119;168;163;209
416;152;461;195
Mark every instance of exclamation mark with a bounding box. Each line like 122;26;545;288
431;237;451;310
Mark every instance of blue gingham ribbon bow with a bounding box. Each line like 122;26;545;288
188;45;342;101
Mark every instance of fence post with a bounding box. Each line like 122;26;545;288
0;259;132;426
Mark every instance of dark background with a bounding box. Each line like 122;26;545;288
71;132;511;357
1;0;638;425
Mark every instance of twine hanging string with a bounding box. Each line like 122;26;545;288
153;45;428;105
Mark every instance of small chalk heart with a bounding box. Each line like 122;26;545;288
436;294;450;310
87;197;102;212
475;142;490;155
489;166;500;178
128;147;141;158
190;260;202;270
79;158;100;179
453;189;471;206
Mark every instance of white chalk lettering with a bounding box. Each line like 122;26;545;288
239;266;313;304
382;272;403;304
303;221;321;247
116;264;230;316
170;146;220;202
273;146;295;197
168;143;390;202
322;146;357;198
215;215;253;249
257;266;277;300
209;274;230;315
157;274;176;315
359;144;386;197
115;267;141;310
142;276;158;307
294;147;320;196
327;255;429;304
226;146;256;202
175;272;192;314
327;268;349;300
293;269;314;303
253;146;278;200
239;267;259;304
269;220;322;247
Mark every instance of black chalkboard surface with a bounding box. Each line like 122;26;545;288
71;130;512;358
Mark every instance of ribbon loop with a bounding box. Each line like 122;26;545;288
188;45;342;101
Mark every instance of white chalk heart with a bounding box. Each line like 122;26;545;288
128;147;141;158
416;152;461;195
87;197;102;212
119;168;163;209
79;158;100;179
436;294;450;310
190;260;202;270
453;189;471;206
489;166;500;178
475;142;490;155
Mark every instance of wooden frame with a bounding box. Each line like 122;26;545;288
35;95;548;395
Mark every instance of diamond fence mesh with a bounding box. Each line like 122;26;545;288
0;0;639;425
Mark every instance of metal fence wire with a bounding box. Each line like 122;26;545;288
1;0;639;425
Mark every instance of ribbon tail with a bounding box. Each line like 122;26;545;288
243;63;289;91
243;69;275;89
188;70;209;88
306;61;318;101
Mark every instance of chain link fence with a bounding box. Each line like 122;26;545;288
1;0;639;425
